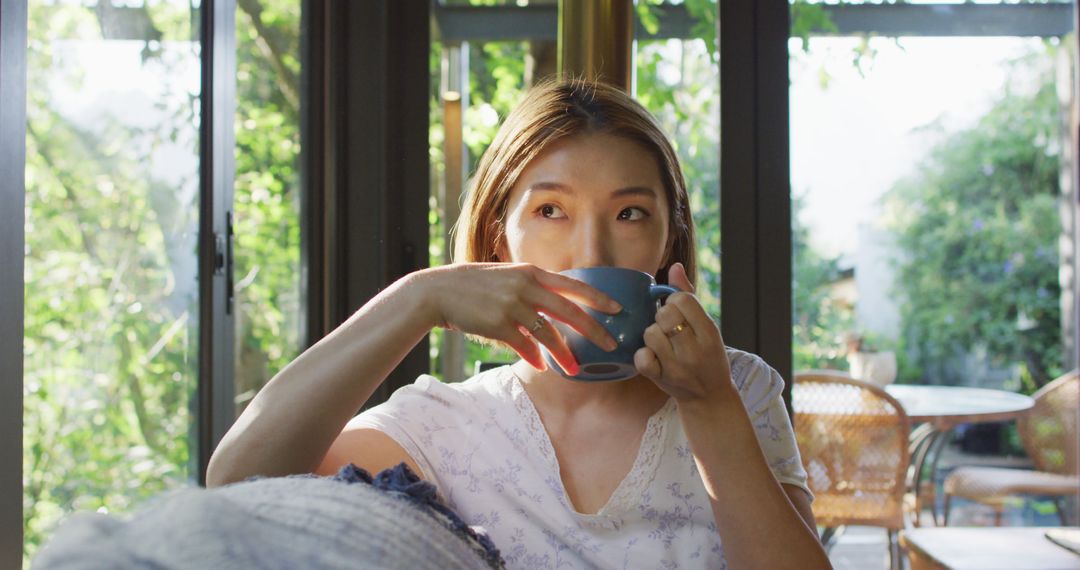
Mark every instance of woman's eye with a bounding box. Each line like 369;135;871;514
539;204;566;219
618;207;647;221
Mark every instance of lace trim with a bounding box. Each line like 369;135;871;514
602;398;675;519
504;368;562;476
503;367;675;524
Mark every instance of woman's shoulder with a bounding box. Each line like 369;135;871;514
347;366;516;464
725;347;777;384
382;365;514;411
724;347;785;408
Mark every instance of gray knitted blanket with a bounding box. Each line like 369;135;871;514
32;464;504;570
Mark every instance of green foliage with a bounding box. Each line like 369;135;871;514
883;54;1063;389
792;194;854;371
636;37;721;318
637;0;717;60
790;0;837;53
464;42;529;160
233;0;303;405
638;0;835;61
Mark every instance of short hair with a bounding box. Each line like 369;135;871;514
453;79;696;285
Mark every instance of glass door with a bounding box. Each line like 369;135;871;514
23;1;201;563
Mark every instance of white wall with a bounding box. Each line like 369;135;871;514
853;223;901;342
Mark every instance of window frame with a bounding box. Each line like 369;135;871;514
197;0;239;486
719;0;794;408
300;0;431;408
1;0;27;565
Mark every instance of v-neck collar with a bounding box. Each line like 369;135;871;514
502;367;675;528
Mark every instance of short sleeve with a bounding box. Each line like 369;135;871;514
731;351;814;501
346;375;451;489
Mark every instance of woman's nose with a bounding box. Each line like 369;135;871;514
572;218;614;268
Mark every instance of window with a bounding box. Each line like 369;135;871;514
790;2;1078;395
23;1;201;562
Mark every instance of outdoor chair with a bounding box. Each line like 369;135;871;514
943;370;1079;526
793;370;912;570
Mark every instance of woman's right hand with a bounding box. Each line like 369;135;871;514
414;263;622;376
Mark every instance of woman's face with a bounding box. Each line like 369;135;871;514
498;132;671;276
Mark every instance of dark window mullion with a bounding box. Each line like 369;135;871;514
0;0;27;563
719;0;793;410
198;0;238;486
299;0;326;350
304;0;430;409
754;0;793;407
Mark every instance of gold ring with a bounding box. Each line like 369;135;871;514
666;322;688;338
528;315;546;333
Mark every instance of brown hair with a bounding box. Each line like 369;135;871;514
453;78;696;285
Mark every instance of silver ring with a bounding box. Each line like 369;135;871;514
528;315;546;333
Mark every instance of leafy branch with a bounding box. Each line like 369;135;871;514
237;0;300;113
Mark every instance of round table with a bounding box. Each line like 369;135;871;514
884;385;1035;526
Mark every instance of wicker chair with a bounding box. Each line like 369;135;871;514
793;371;912;570
943;370;1079;526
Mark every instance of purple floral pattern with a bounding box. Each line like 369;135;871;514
350;348;809;569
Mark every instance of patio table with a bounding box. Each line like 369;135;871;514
900;527;1080;569
884;385;1035;526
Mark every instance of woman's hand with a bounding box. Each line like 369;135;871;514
634;262;736;406
416;263;621;376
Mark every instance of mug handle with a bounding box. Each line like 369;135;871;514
649;284;680;302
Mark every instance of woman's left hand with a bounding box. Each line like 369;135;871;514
634;262;736;406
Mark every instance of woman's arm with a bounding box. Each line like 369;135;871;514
206;272;436;486
677;397;830;570
207;263;620;487
634;263;831;569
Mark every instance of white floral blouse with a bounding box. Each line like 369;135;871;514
350;348;811;569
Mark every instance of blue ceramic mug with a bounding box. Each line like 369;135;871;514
541;266;679;382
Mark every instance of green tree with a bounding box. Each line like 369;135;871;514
883;53;1063;389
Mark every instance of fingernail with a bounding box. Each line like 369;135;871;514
609;300;623;313
605;338;618;351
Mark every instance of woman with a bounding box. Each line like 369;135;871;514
208;80;831;569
